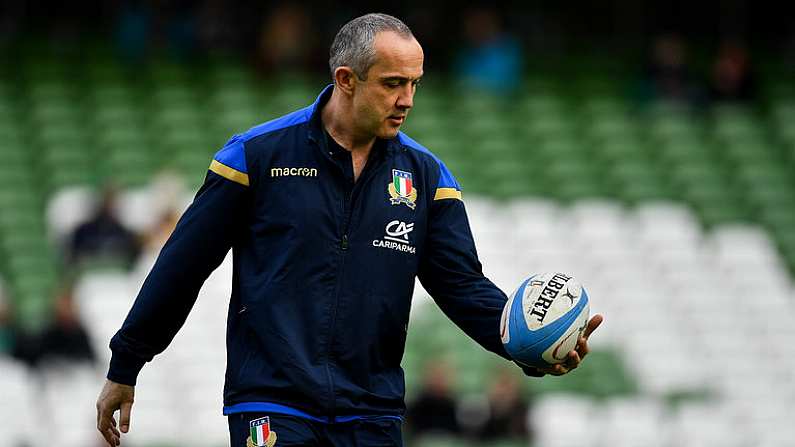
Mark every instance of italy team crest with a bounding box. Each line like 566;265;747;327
247;417;277;447
388;169;418;210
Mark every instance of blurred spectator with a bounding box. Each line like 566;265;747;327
641;34;701;104
116;0;200;62
116;0;152;62
406;361;462;438
196;0;240;51
132;171;187;278
9;279;95;367
709;39;757;103
0;279;13;355
161;0;200;60
68;185;141;270
475;366;532;441
144;209;181;253
35;279;96;365
257;3;313;74
454;6;523;95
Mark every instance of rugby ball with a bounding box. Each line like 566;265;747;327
500;272;590;368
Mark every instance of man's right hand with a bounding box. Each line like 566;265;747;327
96;379;135;446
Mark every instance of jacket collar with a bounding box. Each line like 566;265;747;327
306;84;400;156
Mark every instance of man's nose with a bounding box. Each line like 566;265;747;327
396;86;414;110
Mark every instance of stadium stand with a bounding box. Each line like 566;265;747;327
0;47;794;446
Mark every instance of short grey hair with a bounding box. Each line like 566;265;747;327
329;13;414;81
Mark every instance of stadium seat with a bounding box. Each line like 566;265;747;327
0;359;38;445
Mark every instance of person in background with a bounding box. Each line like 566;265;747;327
454;6;523;95
257;3;314;74
69;185;141;270
641;34;701;105
406;361;462;438
7;279;95;367
476;366;532;442
709;38;757;103
0;279;14;356
36;279;96;365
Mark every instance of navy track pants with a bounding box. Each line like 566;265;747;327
228;412;403;446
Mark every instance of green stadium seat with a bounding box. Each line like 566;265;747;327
722;141;777;165
522;116;575;141
0;208;43;233
206;56;254;84
149;61;191;85
93;106;142;129
47;168;97;190
152;84;197;110
97;130;150;155
582;95;628;114
595;139;649;162
647;111;703;143
609;161;672;203
586;116;639;142
533;139;584;159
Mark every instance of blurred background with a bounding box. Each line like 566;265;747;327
1;1;794;446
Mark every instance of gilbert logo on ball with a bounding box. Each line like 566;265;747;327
500;272;590;368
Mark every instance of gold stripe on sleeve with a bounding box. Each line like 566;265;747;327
434;187;462;201
209;160;250;186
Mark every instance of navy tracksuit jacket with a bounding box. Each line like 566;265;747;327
107;85;524;422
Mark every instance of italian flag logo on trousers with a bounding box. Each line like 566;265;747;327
247;416;277;447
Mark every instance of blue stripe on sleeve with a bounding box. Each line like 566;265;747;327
213;137;248;174
397;132;461;190
436;161;460;190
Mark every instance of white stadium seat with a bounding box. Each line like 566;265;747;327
18;195;791;447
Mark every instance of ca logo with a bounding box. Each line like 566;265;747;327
385;220;414;243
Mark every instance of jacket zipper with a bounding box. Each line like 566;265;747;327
323;146;388;421
324;165;355;420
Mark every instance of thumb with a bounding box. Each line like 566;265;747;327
120;401;133;433
583;314;604;339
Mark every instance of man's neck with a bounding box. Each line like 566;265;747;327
321;87;376;155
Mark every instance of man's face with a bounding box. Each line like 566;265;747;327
352;31;424;140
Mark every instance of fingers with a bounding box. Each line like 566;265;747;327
576;335;591;359
97;409;120;446
539;350;582;376
540;361;570;376
565;350;581;369
120;401;133;433
583;314;604;339
97;380;135;445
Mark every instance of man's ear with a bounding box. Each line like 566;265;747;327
334;67;357;95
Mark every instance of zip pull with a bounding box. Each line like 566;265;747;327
341;234;349;250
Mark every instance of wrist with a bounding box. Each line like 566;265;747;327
107;351;146;386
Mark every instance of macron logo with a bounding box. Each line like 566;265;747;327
270;167;318;177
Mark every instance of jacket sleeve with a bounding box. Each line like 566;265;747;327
107;135;253;386
417;162;513;361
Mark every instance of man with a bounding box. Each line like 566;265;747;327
96;13;603;447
